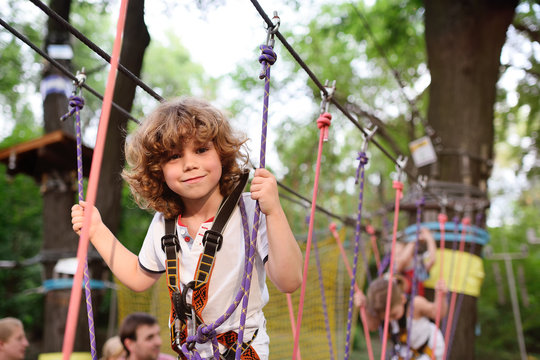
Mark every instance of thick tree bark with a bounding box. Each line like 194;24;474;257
40;0;149;351
420;1;518;359
95;0;150;234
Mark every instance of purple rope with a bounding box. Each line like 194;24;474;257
307;216;335;360
441;216;461;334
181;45;277;359
344;151;369;359
404;197;424;360
180;199;254;359
61;96;97;360
445;213;482;359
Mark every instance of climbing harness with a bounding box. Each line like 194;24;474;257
161;172;261;359
389;302;435;360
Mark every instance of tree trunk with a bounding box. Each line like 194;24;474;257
40;0;150;351
420;1;518;359
95;0;150;235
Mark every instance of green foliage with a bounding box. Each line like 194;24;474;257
0;163;44;338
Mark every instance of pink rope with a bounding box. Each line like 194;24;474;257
287;294;302;360
61;1;129;359
431;213;447;360
366;224;381;271
292;112;332;360
442;217;470;360
329;223;374;360
380;180;404;360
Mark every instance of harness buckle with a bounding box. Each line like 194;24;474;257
161;233;180;252
202;230;223;251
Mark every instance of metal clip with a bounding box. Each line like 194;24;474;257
72;68;86;96
395;155;408;182
264;11;280;48
319;80;336;114
417;175;428;191
361;126;378;153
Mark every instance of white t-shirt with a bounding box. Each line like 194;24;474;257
138;194;270;359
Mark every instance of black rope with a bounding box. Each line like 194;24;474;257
0;17;140;124
249;0;452;209
28;0;164;102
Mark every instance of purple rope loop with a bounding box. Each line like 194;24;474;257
196;324;217;344
61;93;97;360
258;45;277;79
60;95;85;121
355;152;369;184
344;149;370;360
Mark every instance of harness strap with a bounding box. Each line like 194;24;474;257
161;171;251;355
218;330;260;360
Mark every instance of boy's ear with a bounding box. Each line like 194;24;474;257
401;293;407;304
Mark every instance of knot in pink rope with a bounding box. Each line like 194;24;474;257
438;213;448;223
317;112;332;141
462;217;471;225
392;180;403;191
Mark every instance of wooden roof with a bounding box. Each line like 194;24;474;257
0;130;94;182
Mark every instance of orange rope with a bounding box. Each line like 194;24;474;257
329;223;374;360
61;1;129;359
380;180;404;360
292;112;332;360
431;213;447;360
442;217;470;360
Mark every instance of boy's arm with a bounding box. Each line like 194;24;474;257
72;201;160;292
250;169;303;293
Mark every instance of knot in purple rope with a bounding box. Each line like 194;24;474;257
355;151;369;184
195;325;216;344
258;45;277;79
60;95;85;121
416;196;425;208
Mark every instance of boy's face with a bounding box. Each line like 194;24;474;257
162;140;223;204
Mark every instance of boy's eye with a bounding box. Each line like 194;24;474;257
196;146;209;154
169;153;181;161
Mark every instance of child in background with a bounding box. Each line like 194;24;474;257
72;97;303;359
395;227;437;296
0;317;29;360
359;275;448;360
100;336;125;360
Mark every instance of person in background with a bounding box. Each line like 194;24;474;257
101;335;126;360
119;313;175;360
0;317;29;360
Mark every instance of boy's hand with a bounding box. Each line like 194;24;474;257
250;168;281;216
71;201;103;239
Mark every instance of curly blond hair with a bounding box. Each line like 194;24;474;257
122;97;248;219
